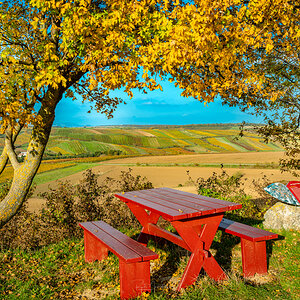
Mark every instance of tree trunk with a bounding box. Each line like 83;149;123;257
0;125;22;175
0;88;62;228
0;147;8;175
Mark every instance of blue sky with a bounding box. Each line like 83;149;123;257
54;79;262;127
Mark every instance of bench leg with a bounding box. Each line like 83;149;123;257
241;239;267;277
119;260;151;299
84;231;108;262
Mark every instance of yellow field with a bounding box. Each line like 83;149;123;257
0;162;76;183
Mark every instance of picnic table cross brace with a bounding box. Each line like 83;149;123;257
125;201;227;290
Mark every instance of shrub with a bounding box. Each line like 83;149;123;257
0;181;38;250
188;170;275;221
0;169;153;250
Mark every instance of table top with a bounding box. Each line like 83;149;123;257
115;187;242;221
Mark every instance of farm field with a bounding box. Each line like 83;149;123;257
99;151;286;166
2;124;296;212
28;151;299;212
1;124;284;158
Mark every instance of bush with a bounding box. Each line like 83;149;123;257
0;169;153;251
188;170;275;221
0;181;37;250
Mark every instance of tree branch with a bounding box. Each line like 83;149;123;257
4;125;22;170
0;147;8;175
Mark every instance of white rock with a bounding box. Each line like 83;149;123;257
263;202;300;231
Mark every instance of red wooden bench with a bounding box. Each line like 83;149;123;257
218;218;278;277
79;221;158;299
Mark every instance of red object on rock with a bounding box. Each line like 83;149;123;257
287;181;300;205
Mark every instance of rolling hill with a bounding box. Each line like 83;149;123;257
3;124;284;158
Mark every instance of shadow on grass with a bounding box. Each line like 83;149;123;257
134;216;285;288
212;215;285;274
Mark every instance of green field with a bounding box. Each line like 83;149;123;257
5;124;284;158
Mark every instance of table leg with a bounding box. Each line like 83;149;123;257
125;202;160;246
172;214;226;289
203;250;227;281
178;247;204;290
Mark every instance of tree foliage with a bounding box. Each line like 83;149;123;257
0;0;299;227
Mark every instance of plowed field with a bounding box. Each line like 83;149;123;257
28;152;299;211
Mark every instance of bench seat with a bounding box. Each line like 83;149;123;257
219;218;278;277
79;221;158;299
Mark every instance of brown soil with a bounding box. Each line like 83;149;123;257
102;151;288;165
28;152;298;212
87;128;103;135
135;130;155;137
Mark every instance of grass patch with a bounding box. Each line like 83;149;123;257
0;162;76;185
1;229;299;299
33;163;101;185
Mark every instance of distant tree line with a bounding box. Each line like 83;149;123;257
42;149;123;160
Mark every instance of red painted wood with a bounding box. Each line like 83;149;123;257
241;239;268;277
84;231;108;262
218;219;276;277
79;222;158;263
115;188;246;290
219;218;278;242
92;221;159;261
203;250;227;281
148;188;234;213
127;190;202;216
116;193;184;221
125;202;161;246
80;221;158;299
119;260;151;299
197;214;224;250
126;202;160;228
137;231;154;247
287;181;300;203
177;248;204;290
147;223;190;250
159;188;242;211
116;187;242;221
133;190;216;215
173;214;224;251
172;214;226;289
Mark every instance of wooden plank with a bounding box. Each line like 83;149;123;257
127;190;205;216
79;222;142;263
219;219;278;242
220;219;278;239
116;187;242;220
140;189;225;214
159;188;242;211
147;188;226;209
92;221;158;261
115;193;191;221
147;223;190;251
160;187;242;210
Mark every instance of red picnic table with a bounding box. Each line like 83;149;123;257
115;187;242;290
